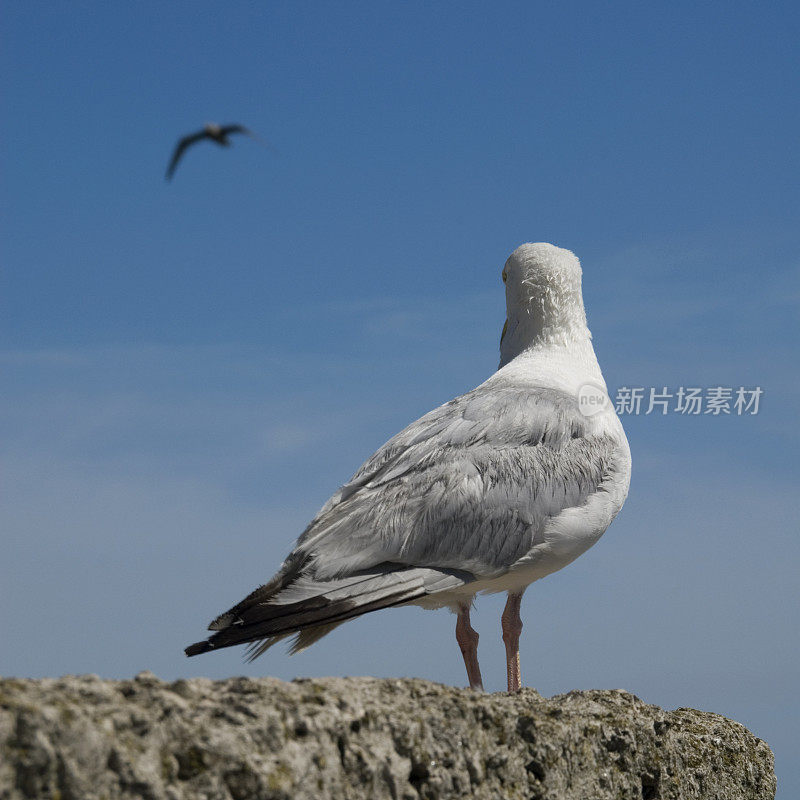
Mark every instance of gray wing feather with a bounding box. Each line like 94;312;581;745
185;381;621;659
295;384;614;578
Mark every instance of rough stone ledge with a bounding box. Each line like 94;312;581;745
0;673;775;800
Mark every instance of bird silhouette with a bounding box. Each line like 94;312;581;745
165;122;253;180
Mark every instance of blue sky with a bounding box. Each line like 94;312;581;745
2;1;798;795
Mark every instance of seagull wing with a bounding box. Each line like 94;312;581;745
221;124;278;153
219;123;250;137
296;383;626;577
165;129;209;180
185;378;629;658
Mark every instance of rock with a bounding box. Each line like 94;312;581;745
0;675;775;800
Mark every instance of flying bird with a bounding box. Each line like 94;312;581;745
165;122;253;180
185;243;631;692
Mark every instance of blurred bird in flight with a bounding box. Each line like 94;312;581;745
165;122;262;180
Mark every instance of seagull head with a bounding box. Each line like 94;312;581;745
500;243;590;366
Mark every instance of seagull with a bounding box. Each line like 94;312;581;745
165;122;253;180
185;243;631;692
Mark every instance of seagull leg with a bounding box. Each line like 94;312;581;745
455;603;484;691
502;592;524;692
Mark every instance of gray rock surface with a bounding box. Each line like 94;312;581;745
0;673;774;800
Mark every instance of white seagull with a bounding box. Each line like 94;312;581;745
185;243;631;692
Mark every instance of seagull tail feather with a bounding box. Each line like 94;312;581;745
183;563;471;660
